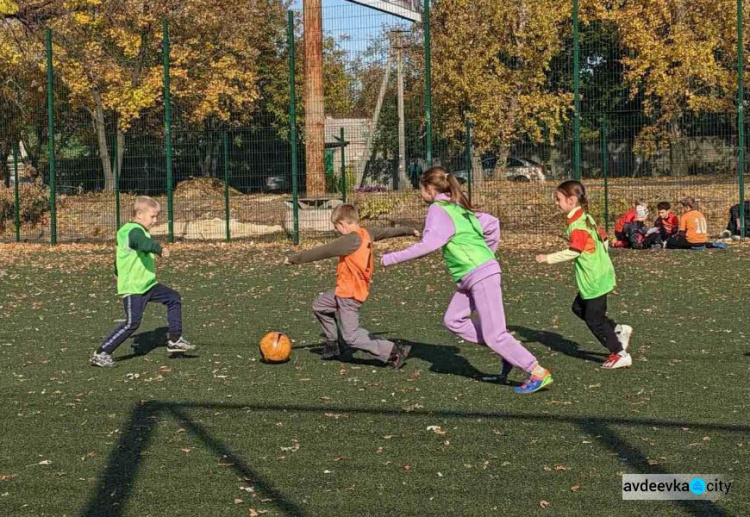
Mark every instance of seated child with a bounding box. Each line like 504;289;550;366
721;200;750;238
623;205;661;249
613;201;646;248
654;201;679;242
666;197;710;249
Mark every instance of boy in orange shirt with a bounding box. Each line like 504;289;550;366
285;204;417;368
666;197;709;249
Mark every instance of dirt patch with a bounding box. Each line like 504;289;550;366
150;218;283;240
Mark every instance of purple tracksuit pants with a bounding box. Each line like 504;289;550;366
443;263;538;372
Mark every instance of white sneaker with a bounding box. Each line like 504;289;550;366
603;351;632;369
167;336;197;354
90;351;115;367
615;324;633;351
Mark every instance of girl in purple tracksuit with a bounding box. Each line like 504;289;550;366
381;167;553;394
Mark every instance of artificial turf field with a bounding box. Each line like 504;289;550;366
1;242;748;516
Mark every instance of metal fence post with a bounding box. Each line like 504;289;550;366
223;131;231;242
163;17;174;243
424;0;432;167
465;119;473;204
573;0;581;180
113;127;121;229
12;143;20;242
601;116;609;233
288;10;300;245
46;28;57;244
340;127;347;203
738;0;746;239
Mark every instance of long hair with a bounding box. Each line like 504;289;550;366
419;166;472;210
556;180;599;234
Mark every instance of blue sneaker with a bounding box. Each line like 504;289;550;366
711;242;728;249
514;370;553;394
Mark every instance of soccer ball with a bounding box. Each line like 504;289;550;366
259;332;292;363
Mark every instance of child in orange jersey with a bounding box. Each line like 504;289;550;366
666;197;710;249
285;204;417;368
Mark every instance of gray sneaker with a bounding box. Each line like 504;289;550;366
167;337;197;354
90;351;115;367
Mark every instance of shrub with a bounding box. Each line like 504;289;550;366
0;184;50;232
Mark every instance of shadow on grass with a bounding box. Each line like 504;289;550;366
83;401;746;517
401;339;520;385
115;327;199;362
509;325;608;363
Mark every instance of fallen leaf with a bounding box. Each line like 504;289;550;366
540;500;550;508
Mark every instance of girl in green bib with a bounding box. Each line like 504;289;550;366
383;167;553;394
536;181;633;369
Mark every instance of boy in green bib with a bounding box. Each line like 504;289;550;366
90;196;195;367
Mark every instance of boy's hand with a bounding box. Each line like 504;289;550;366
162;247;171;258
535;254;547;263
413;229;421;238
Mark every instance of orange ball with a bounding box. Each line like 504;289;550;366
259;332;292;363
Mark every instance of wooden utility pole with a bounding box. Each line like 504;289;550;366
304;0;325;195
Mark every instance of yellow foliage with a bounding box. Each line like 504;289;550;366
432;0;572;154
0;0;18;15
611;0;738;157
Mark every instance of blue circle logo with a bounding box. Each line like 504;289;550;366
690;478;706;495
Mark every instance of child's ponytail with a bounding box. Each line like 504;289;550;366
557;180;599;235
421;166;473;210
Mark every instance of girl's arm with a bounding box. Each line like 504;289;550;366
381;204;455;266
543;249;581;264
537;228;586;264
475;212;500;252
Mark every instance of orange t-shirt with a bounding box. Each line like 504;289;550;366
679;210;707;244
335;227;373;302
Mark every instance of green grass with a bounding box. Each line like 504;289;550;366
1;243;749;516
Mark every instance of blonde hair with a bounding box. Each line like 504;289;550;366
133;196;161;217
331;204;359;224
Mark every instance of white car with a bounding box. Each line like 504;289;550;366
455;156;546;183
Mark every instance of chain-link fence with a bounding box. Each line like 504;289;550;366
1;0;748;245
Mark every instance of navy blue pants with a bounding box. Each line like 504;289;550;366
100;284;182;354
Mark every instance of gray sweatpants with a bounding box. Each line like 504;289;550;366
312;290;394;363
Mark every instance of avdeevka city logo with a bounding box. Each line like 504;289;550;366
689;478;707;495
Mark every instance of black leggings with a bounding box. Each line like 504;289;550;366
666;235;714;249
571;293;622;354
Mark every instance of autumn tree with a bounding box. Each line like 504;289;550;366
610;0;738;176
431;0;572;179
5;0;289;191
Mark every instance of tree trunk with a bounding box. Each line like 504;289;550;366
92;90;114;192
669;121;688;176
471;148;484;186
396;41;408;191
495;143;511;181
